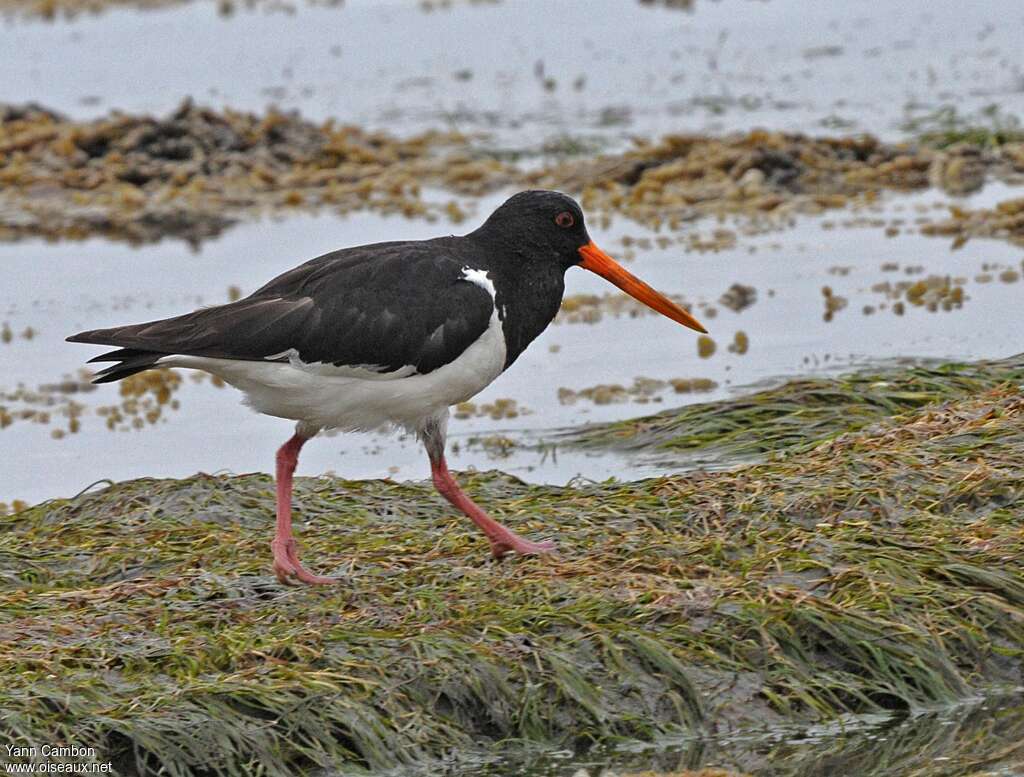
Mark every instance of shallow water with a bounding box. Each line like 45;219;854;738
382;692;1024;777
4;0;1024;505
2;183;1022;504
3;0;1024;146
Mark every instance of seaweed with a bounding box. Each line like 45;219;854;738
561;355;1024;467
1;363;1022;774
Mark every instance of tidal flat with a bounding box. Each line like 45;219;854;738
2;357;1022;775
2;1;1024;774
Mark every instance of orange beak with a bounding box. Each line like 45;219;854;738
578;241;707;334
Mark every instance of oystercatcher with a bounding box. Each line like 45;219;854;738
68;190;706;585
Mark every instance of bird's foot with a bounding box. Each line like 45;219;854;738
489;535;557;559
271;537;338;586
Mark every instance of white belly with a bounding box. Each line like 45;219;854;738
157;309;507;433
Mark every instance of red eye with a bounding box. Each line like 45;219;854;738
555;211;574;228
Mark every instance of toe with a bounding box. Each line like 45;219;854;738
490;537;557;558
292;566;338;585
272;561;299;586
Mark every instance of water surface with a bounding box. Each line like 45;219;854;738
3;0;1023;147
3;184;1021;503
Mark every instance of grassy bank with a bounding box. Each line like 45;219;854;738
560;355;1024;467
1;365;1022;775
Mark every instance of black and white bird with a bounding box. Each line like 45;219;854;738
68;190;706;585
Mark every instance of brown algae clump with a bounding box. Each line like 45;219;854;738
557;292;695;325
557;376;704;406
669;377;718;393
531;129;1024;230
6;102;1024;246
0;101;515;244
821;285;848;322
697;335;716;358
920;196;1024;248
727;331;749;355
0;371;94;436
96;369;183;430
452;398;526;420
718;283;757;313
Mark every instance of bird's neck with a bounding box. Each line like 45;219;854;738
485;254;566;370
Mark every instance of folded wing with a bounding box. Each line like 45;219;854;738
68;241;496;383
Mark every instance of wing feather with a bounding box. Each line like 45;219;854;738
68;240;496;378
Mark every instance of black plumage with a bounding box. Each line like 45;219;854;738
69;191;585;384
71;242;499;382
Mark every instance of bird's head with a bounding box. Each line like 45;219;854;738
476;189;707;334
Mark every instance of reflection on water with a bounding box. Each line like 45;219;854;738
401;693;1024;776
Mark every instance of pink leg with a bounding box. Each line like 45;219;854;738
429;451;555;559
271;431;336;585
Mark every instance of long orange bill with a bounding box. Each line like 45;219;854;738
578;241;707;334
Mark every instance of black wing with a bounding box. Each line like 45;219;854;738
68;239;495;383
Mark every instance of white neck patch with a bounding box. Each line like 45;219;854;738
461;266;506;320
460;266;496;298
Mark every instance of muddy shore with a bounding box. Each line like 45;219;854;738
3;101;1024;245
2;357;1022;774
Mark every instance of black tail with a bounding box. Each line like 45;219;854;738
89;349;166;384
68;340;167;384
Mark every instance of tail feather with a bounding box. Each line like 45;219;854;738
68;331;169;384
90;351;166;384
87;347;151;364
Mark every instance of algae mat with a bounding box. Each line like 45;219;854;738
1;374;1022;775
4;101;1024;245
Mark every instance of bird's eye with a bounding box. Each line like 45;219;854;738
555;211;575;228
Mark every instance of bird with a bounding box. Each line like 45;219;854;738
68;190;706;585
